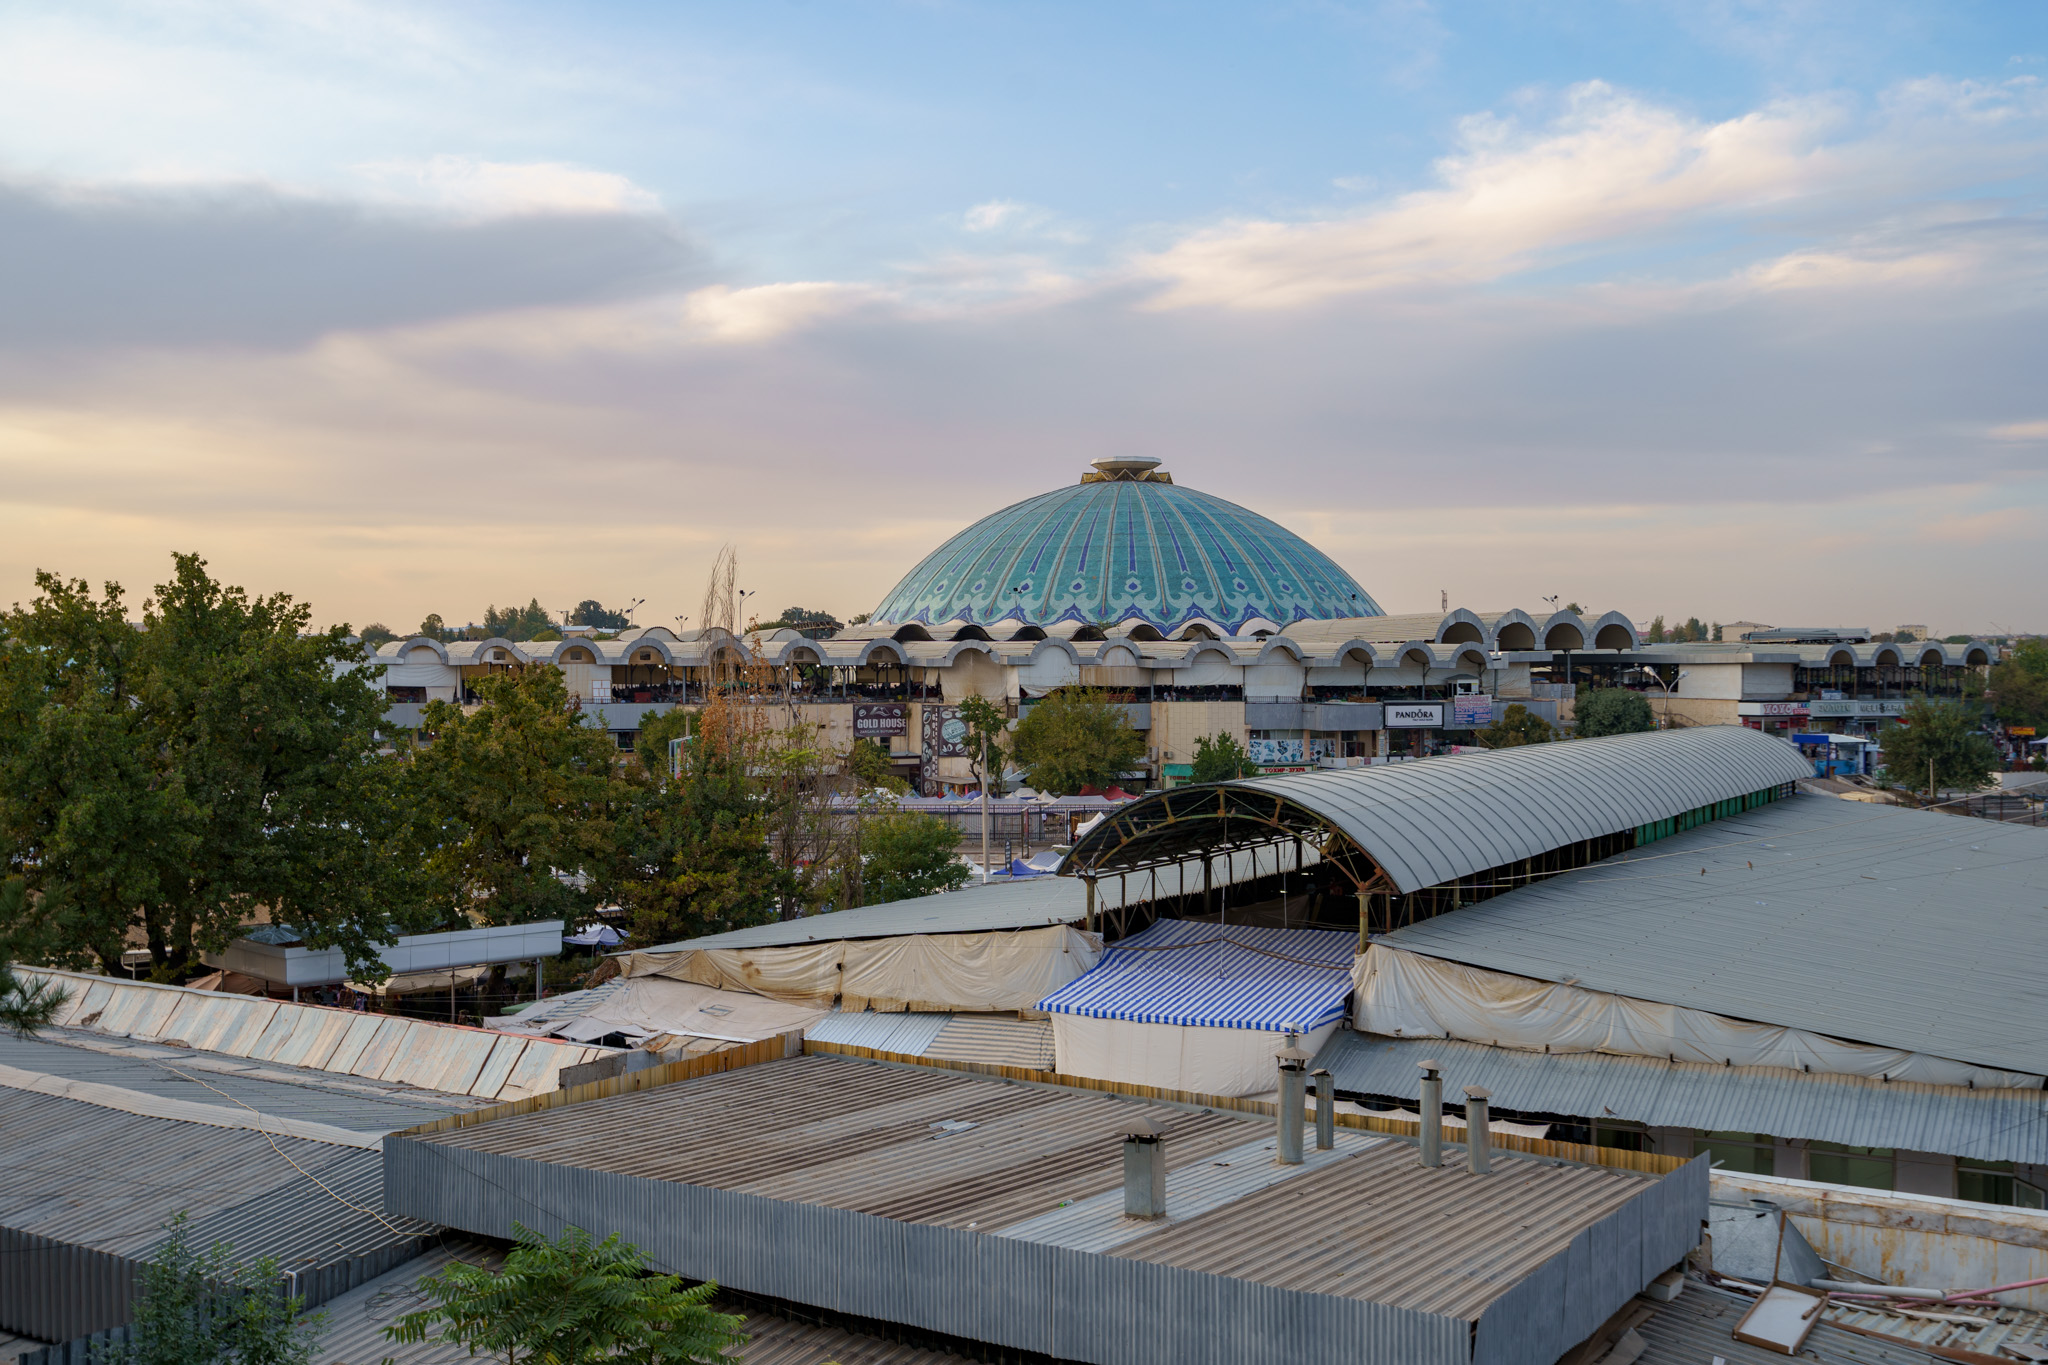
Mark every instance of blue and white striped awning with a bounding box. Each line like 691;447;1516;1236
1037;920;1356;1032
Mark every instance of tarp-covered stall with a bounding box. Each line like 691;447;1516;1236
1038;920;1355;1097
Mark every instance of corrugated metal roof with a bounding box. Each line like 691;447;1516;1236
0;1031;475;1133
1637;1282;1940;1365
923;1015;1056;1070
0;1087;431;1266
635;878;1101;953
1037;920;1354;1030
1234;726;1813;893
409;1052;1671;1322
1313;1033;2048;1165
1378;797;2048;1076
805;1010;953;1055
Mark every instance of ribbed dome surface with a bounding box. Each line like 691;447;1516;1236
870;471;1381;633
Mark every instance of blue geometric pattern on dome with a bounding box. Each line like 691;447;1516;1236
870;476;1383;632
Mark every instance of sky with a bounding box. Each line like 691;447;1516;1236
2;0;2045;636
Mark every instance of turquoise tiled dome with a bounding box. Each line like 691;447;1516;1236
871;460;1382;633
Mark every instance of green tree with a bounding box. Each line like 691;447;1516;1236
863;809;970;903
1189;732;1252;783
482;598;554;641
0;880;67;1034
1477;703;1554;749
358;622;398;649
1645;615;1666;644
419;612;448;640
608;697;785;943
0;557;402;978
115;1214;325;1365
1563;601;1583;614
1009;688;1147;794
408;667;617;928
1989;640;2048;732
1573;687;1655;738
388;1223;744;1365
845;738;904;791
570;599;631;630
956;694;1010;794
1880;697;1998;796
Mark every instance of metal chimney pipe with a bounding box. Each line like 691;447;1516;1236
1122;1114;1167;1218
1463;1086;1492;1174
1275;1040;1311;1166
1418;1059;1443;1168
1312;1067;1335;1151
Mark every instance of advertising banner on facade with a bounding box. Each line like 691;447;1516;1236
1248;737;1305;765
1384;702;1446;729
919;705;970;796
852;703;907;738
1450;695;1493;728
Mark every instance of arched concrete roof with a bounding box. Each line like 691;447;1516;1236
1182;639;1243;664
1436;609;1486;644
1540;611;1588;651
1490;611;1539;652
1824;647;1857;668
1252;637;1309;664
394;637;450;664
1447;645;1491;672
614;637;679;666
1587;611;1638;651
1869;644;1904;667
949;624;993;641
1915;645;1947;668
470;638;527;663
1964;645;1992;666
550;642;602;665
1068;725;1813;895
1393;641;1435;669
891;624;934;642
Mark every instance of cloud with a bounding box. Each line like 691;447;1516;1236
351;157;664;217
963;200;1028;232
0;174;697;348
1989;420;2048;441
1129;77;2048;311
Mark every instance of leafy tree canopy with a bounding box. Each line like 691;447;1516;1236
1573;687;1656;738
115;1214;325;1365
1009;688;1147;795
1990;640;2048;732
1880;697;1998;795
358;622;398;649
419;612;449;639
1189;732;1252;783
388;1223;746;1365
570;599;631;630
956;695;1010;793
1477;702;1554;749
481;598;556;641
407;667;617;929
845;738;905;792
863;810;970;903
0;555;402;978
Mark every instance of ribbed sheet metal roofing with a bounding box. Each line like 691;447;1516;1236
1378;797;2048;1076
806;1010;954;1055
1036;920;1354;1030
0;1087;432;1265
403;1053;1674;1323
1230;725;1813;893
1636;1282;1940;1365
1314;1033;2048;1164
0;1030;476;1133
636;877;1098;953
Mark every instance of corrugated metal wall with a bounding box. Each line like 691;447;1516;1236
389;1137;1502;1365
0;1228;134;1341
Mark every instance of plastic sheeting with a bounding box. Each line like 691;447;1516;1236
626;924;1102;1014
544;978;826;1045
1353;945;2042;1090
1049;1014;1340;1097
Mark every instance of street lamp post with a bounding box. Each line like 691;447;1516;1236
1649;668;1689;728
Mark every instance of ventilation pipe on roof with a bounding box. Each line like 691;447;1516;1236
1418;1059;1443;1168
1464;1086;1492;1175
1122;1114;1168;1219
1312;1067;1335;1151
1276;1035;1311;1166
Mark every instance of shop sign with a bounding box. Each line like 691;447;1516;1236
1808;698;1906;718
1249;737;1305;765
2013;727;2038;737
1385;702;1446;729
1737;701;1808;717
852;702;907;738
1450;695;1493;728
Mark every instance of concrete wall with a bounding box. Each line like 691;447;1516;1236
1150;701;1249;767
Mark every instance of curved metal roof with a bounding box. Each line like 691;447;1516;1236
1070;726;1813;894
869;465;1383;634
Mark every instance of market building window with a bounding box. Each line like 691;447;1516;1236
1694;1131;1775;1175
1808;1142;1895;1191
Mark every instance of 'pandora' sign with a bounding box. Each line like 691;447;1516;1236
1384;702;1446;729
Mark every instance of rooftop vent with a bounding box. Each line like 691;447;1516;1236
1276;1037;1311;1166
1418;1059;1443;1168
1122;1113;1168;1219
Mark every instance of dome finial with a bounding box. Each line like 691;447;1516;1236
1083;456;1169;485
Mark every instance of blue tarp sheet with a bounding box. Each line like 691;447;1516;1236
1037;919;1355;1031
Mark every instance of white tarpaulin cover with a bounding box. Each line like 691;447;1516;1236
1050;1013;1341;1098
1353;944;2042;1089
625;924;1101;1014
545;977;825;1045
